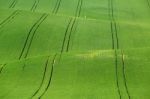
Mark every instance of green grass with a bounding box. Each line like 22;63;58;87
0;0;150;99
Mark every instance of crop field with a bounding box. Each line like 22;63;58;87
0;0;150;99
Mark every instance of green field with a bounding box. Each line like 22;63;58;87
0;0;150;99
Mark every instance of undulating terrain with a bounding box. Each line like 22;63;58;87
0;0;150;99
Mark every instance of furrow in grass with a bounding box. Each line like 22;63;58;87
54;0;62;14
52;0;62;14
108;0;119;49
109;0;122;98
114;50;122;99
66;18;76;52
11;0;17;8
60;0;83;53
24;14;48;58
75;0;83;17
66;0;83;52
0;64;6;74
9;0;18;8
31;0;40;12
146;0;150;8
19;14;48;59
34;0;40;12
121;51;131;99
31;56;50;98
114;21;119;49
61;18;72;53
78;0;83;17
19;14;46;59
38;54;57;99
52;0;59;13
30;54;57;99
0;10;19;29
110;22;115;49
9;0;16;8
31;0;37;11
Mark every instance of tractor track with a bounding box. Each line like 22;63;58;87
108;0;119;49
9;0;17;8
114;50;122;99
31;56;51;98
109;1;121;97
52;0;62;14
31;0;40;12
0;64;6;74
65;0;83;52
60;0;83;53
31;54;57;99
0;10;19;28
38;54;57;99
146;0;150;8
19;14;48;59
31;0;37;11
24;14;48;58
110;22;115;49
34;0;40;11
114;21;119;49
66;18;76;52
121;51;131;99
75;0;83;17
61;18;72;53
19;14;46;59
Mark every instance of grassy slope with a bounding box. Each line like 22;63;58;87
0;0;150;99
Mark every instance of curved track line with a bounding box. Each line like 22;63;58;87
121;51;131;99
66;0;83;52
110;22;115;49
75;0;83;17
109;0;121;96
66;18;76;52
19;14;46;59
114;22;119;49
78;0;83;17
31;56;50;98
24;14;48;58
0;10;19;28
38;54;57;99
19;14;48;59
0;64;6;74
31;0;37;11
108;0;119;49
55;0;62;14
52;0;59;13
31;54;57;99
11;0;17;8
61;18;72;53
31;0;40;12
114;50;122;99
9;0;17;8
52;0;62;14
146;0;150;8
9;0;16;8
34;0;40;12
59;0;83;56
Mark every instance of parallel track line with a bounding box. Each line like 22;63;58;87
31;56;50;98
0;10;18;27
121;51;131;99
24;14;48;58
19;14;48;59
38;54;57;99
114;50;122;99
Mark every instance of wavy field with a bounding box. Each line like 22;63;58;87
0;0;150;99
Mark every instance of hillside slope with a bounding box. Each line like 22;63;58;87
0;0;150;99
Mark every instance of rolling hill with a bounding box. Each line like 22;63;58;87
0;0;150;99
